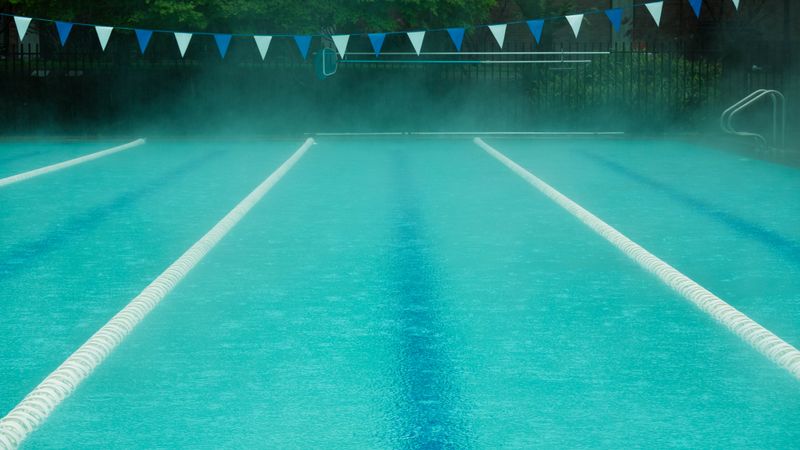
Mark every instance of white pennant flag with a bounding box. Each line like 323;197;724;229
646;1;664;26
566;14;584;38
254;36;272;60
407;31;425;55
95;26;113;51
488;24;507;48
14;16;32;42
332;35;350;57
732;0;740;10
174;32;193;57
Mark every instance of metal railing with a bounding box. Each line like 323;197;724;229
1;38;795;135
721;89;786;149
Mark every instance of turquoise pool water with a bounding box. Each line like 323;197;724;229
1;138;799;448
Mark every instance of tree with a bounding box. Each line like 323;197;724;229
3;0;500;34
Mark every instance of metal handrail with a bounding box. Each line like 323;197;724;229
721;89;786;149
720;89;767;133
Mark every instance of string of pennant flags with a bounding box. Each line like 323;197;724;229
2;0;741;60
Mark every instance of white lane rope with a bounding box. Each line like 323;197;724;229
0;138;315;449
474;137;800;382
309;131;624;137
0;139;147;188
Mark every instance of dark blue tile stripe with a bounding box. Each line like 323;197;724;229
581;151;800;262
0;150;46;166
389;151;470;449
0;151;223;282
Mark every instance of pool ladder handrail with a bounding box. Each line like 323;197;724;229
721;89;786;150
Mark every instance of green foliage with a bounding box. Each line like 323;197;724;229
513;0;575;19
6;0;502;33
525;52;722;127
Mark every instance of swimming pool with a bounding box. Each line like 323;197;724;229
1;136;799;448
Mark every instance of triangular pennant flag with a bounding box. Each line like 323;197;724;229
254;36;272;60
566;14;584;38
447;28;465;52
294;35;312;60
646;1;664;26
332;34;350;57
368;33;386;57
527;20;544;44
136;30;153;54
214;34;232;58
605;8;623;33
174;32;192;57
14;16;32;42
488;24;507;49
95;26;113;51
689;0;702;17
55;22;73;46
407;31;425;55
732;0;740;10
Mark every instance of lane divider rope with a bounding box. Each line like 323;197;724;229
0;139;147;188
474;137;800;382
0;138;315;449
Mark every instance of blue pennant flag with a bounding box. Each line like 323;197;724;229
368;33;386;57
527;20;544;44
294;35;312;60
214;34;232;58
447;28;465;52
689;0;702;18
135;30;153;54
605;8;623;33
55;21;73;46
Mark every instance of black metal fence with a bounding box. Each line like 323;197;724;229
0;29;796;137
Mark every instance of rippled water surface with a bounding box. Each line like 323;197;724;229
1;138;798;448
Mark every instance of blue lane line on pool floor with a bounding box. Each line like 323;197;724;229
0;150;223;283
0;150;45;166
389;151;470;448
581;151;800;263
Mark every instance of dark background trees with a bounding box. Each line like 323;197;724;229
0;1;629;36
1;1;793;53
